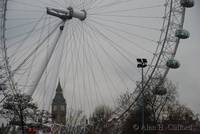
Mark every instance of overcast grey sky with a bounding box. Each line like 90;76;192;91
1;0;199;116
168;0;200;113
4;0;167;114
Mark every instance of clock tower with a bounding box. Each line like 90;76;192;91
52;81;66;125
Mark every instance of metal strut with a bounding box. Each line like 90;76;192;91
46;7;87;21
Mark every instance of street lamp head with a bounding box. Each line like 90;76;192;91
137;58;142;63
137;58;147;63
137;58;148;68
137;64;143;68
142;58;147;63
137;64;147;68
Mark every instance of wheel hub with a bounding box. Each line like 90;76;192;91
46;7;87;21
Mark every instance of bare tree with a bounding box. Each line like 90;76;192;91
0;93;37;134
116;77;178;134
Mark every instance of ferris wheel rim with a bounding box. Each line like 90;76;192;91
0;0;186;118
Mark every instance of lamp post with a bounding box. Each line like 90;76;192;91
137;58;147;134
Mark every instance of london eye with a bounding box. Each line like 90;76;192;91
0;0;194;124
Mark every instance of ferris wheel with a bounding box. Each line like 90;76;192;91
0;0;194;117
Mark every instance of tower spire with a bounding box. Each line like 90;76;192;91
56;80;62;93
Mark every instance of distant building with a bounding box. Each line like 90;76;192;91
51;82;66;125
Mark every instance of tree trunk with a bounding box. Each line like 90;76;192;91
19;108;25;134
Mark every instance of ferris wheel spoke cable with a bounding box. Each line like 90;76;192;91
9;14;49;65
68;0;74;8
71;26;81;110
91;16;161;31
0;19;60;85
70;25;82;111
80;0;102;10
6;14;47;47
6;16;53;31
87;36;111;106
7;22;59;46
9;0;55;9
84;25;120;104
89;18;154;54
89;18;158;43
67;26;78;112
78;23;98;111
63;49;75;95
89;0;106;8
7;8;44;12
87;21;141;119
87;21;138;67
6;18;59;40
85;22;136;83
84;21;127;96
36;0;59;9
46;37;69;110
62;0;68;8
84;38;105;106
74;0;85;9
5;17;51;21
8;25;60;95
86;29;136;84
63;29;74;89
8;0;45;9
56;22;72;88
81;0;103;11
88;0;133;11
11;21;62;76
38;23;66;96
81;35;100;110
75;24;86;111
29;22;65;96
42;23;67;109
21;52;36;92
49;0;65;9
89;14;163;19
80;23;93;113
89;4;164;15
